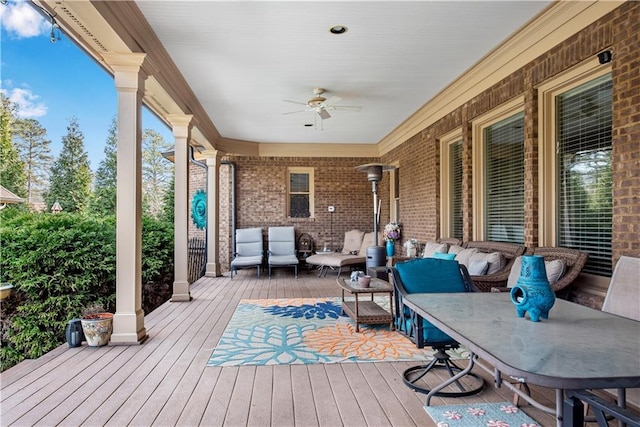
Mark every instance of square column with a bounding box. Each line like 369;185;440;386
102;52;147;344
205;151;222;277
168;115;193;301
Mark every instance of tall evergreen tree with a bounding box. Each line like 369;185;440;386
13;118;53;205
45;117;93;213
89;116;117;216
142;129;173;218
161;174;175;224
0;94;27;198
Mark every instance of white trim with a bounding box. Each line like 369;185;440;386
471;96;524;240
537;58;612;246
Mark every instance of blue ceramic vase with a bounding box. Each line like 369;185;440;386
510;255;555;322
386;240;395;257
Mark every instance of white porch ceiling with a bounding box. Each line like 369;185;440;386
134;1;551;146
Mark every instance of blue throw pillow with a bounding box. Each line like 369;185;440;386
433;251;456;260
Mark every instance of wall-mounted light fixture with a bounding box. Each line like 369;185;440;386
597;50;612;65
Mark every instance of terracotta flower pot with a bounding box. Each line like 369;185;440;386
80;313;113;347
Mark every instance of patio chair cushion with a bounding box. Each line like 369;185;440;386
449;245;479;269
469;251;505;275
433;252;456;260
468;259;489;275
506;256;566;288
422;241;448;258
341;229;366;254
358;231;380;256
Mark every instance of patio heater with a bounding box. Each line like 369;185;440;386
355;163;396;270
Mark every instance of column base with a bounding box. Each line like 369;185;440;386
205;261;222;277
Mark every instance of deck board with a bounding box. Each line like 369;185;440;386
1;272;633;426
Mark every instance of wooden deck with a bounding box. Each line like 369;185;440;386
0;270;595;426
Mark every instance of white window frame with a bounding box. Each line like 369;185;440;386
472;96;525;240
287;167;314;219
439;129;463;240
537;57;611;246
389;162;400;223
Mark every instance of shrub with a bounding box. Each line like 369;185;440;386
0;211;174;370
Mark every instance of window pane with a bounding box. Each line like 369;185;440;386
450;140;463;239
557;74;612;276
290;173;309;193
290;194;310;218
484;112;524;244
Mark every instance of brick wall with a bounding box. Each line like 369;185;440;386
214;156;384;269
194;3;639;307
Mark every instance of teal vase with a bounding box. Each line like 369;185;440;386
386;240;395;257
510;255;555;322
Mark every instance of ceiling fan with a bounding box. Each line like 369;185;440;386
283;88;362;120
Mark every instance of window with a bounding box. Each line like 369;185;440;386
484;112;525;244
440;131;463;240
288;168;314;218
449;140;464;239
390;166;400;222
556;74;612;276
539;58;612;277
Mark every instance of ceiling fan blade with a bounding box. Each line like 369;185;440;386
282;110;306;115
323;96;342;106
283;100;308;106
318;108;331;120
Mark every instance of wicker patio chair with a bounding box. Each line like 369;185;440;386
491;246;588;297
463;241;525;292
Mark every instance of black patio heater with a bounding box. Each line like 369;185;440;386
355;163;396;270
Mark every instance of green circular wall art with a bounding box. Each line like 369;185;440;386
191;189;207;229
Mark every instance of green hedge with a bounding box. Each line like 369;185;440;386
0;211;174;370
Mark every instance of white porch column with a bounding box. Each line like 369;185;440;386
205;151;222;277
103;52;147;344
168;115;193;301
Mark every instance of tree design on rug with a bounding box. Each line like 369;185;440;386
303;323;425;359
264;301;343;320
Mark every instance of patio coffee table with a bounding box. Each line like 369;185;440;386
337;277;393;332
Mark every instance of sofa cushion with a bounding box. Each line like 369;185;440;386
469;252;505;275
507;256;567;288
451;247;479;268
468;259;489;275
433;252;456;260
342;229;365;254
422;242;448;258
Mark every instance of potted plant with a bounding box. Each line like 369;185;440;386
80;303;113;347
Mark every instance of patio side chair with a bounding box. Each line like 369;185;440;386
389;257;484;397
230;227;263;279
267;226;299;278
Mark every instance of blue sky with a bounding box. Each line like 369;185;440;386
1;0;173;172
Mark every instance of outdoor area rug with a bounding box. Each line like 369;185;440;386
207;297;469;366
424;402;541;427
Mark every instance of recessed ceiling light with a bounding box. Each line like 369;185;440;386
329;25;348;35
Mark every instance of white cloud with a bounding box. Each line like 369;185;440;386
0;1;48;38
1;85;48;118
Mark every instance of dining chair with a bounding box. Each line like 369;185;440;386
389;257;484;397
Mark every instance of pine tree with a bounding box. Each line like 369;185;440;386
89;116;117;216
0;94;27;198
45;117;93;213
13;118;53;205
142;128;173;218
